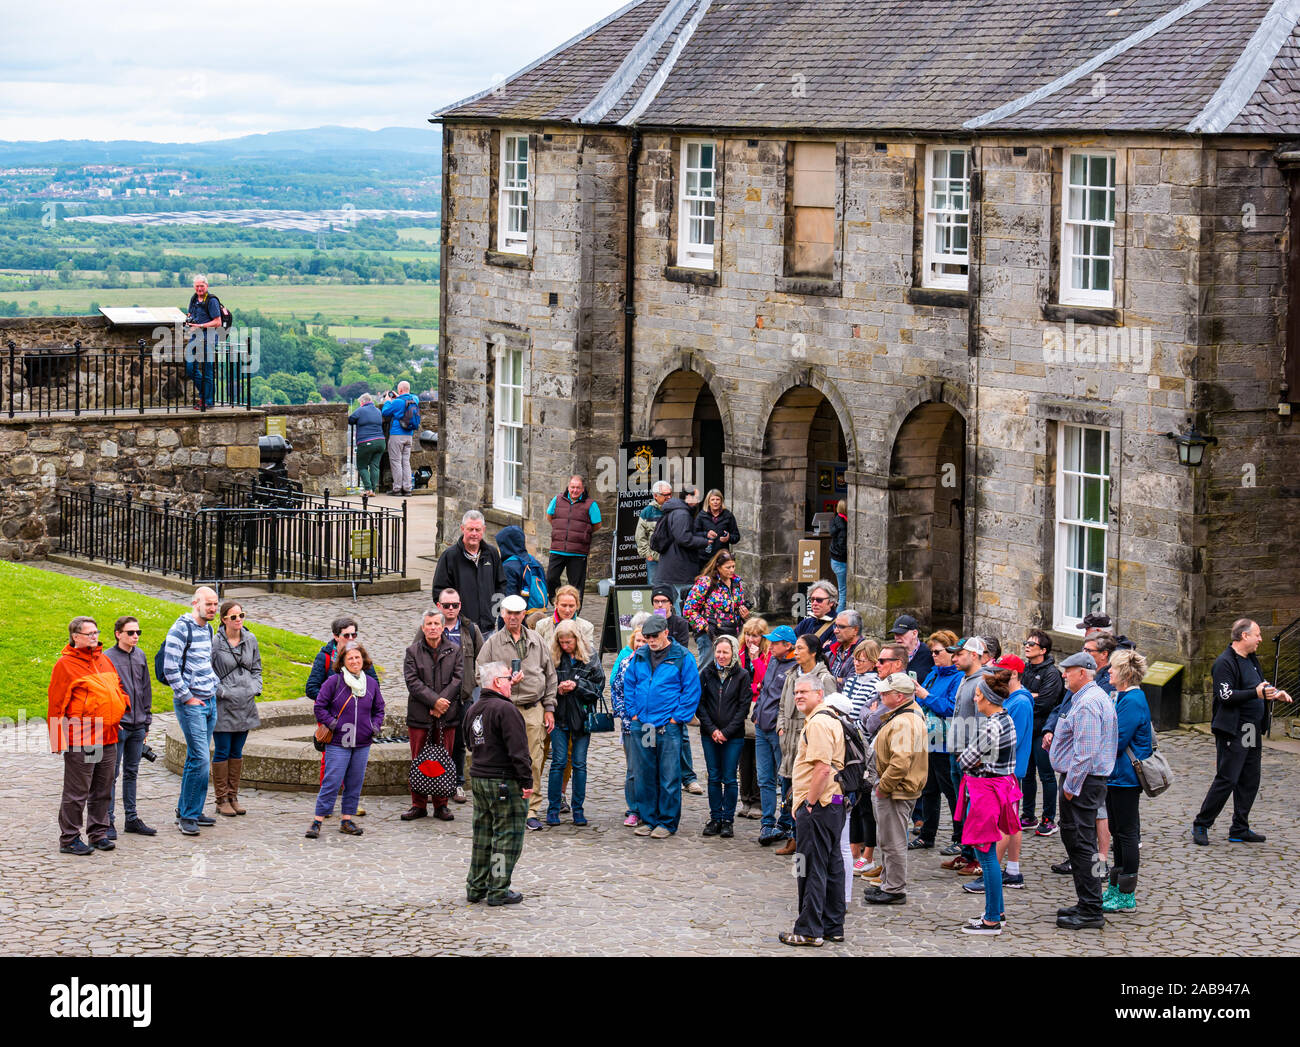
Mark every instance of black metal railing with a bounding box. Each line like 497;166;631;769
5;337;252;417
1269;615;1300;734
58;486;407;587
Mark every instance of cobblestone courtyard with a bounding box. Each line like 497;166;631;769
4;563;1297;957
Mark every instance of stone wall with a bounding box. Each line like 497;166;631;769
438;126;627;575
261;402;352;494
0;314;141;350
0;408;265;560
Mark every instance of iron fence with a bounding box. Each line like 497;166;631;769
58;486;406;589
1269;615;1300;735
5;338;252;417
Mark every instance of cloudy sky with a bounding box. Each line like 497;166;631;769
0;0;623;142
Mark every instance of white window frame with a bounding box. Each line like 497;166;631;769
677;139;717;269
498;133;530;255
1054;422;1111;633
922;147;971;290
492;338;525;514
1060;150;1116;307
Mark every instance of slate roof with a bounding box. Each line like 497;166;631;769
433;0;1300;135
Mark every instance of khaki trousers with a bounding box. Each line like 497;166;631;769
519;701;547;818
872;791;914;896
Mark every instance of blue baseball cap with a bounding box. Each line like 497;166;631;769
764;625;798;645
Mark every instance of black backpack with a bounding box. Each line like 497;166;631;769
649;511;674;554
813;707;869;802
191;293;232;330
154;618;195;685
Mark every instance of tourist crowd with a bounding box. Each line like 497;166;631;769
45;473;1290;933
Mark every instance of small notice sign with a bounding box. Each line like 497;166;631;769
266;416;287;438
350;529;375;559
1142;661;1184;687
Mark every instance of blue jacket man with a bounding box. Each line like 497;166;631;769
380;383;420;495
622;616;701;836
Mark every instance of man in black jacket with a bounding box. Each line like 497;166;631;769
402;610;463;823
1019;629;1065;833
431;510;505;636
466;662;535;906
1192;619;1290;845
652;490;711;608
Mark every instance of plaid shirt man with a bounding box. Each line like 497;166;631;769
958;708;1017;777
1049;681;1117;796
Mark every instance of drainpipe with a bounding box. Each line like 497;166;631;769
622;131;642;442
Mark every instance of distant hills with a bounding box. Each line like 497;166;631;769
0;126;441;165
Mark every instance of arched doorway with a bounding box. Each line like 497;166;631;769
649;369;725;498
888;402;966;632
760;385;849;610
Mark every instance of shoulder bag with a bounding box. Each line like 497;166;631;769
313;690;354;752
1127;736;1174;797
410;724;458;798
584;694;616;734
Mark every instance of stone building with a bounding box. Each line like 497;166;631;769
431;0;1300;718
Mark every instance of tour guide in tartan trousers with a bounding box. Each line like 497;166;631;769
465;662;535;905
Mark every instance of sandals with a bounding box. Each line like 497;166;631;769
340;819;364;836
305;820;322;839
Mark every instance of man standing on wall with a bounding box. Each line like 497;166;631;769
184;274;223;410
546;474;600;605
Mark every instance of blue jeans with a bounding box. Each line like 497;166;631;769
185;339;215;406
111;722;149;824
680;719;697;784
975;842;1004;925
213;730;247;762
1022;732;1058;821
630;722;684;832
699;732;744;822
174;696;217;821
694;631;715;670
548;727;590;819
755;726;792;833
621;731;638;817
645;560;657;586
830;558;848;613
316;744;370;818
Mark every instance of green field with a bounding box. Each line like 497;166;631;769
0;283;437;326
396;226;439;245
328;324;439;343
0;560;324;722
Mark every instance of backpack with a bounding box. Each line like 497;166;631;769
813;707;868;802
216;298;233;330
509;555;549;610
649;511;674;554
155;618;195;685
399;397;421;432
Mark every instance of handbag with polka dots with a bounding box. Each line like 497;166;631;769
409;726;457;799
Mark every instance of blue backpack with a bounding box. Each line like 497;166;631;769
508;556;549;610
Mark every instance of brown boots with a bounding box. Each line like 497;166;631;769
227;757;247;815
775;836;797;856
212;761;237;817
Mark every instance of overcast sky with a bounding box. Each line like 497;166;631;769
0;0;623;142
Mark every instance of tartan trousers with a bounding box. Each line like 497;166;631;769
468;777;529;901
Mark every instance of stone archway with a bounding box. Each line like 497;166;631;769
648;369;726;498
758;384;850;612
888;402;966;632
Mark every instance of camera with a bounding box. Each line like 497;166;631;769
141;744;158;763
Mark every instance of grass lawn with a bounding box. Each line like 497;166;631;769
0;560;323;723
0;283;437;327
